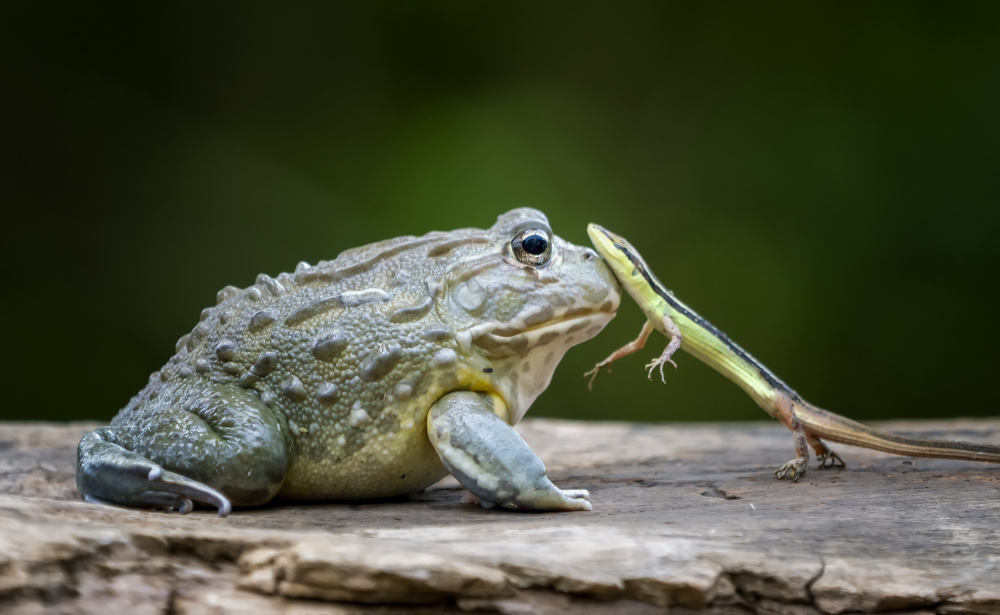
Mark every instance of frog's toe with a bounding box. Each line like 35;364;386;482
508;480;593;512
82;458;232;516
460;490;481;505
134;493;194;514
147;466;232;516
85;492;195;515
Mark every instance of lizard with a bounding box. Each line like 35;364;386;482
585;223;1000;481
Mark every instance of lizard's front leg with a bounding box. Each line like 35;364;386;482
585;320;654;389
585;312;683;388
644;312;683;384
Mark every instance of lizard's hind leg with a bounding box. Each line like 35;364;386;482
807;433;846;469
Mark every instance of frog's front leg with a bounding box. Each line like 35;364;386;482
77;384;289;516
426;391;591;511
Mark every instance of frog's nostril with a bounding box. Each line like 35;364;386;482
581;252;594;261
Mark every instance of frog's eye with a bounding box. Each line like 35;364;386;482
511;228;552;266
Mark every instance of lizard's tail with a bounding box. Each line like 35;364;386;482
796;402;1000;463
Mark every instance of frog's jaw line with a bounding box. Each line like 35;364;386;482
465;309;614;357
487;311;607;344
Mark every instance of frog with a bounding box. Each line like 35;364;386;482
76;208;621;515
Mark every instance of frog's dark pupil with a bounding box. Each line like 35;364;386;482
522;234;547;255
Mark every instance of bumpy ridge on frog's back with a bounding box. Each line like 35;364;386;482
112;224;504;498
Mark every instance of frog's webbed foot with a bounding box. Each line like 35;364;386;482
584;321;655;389
77;428;232;516
428;391;592;511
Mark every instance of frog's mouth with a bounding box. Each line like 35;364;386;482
467;309;616;357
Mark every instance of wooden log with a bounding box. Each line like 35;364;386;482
1;419;998;614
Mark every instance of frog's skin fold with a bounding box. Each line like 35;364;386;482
586;223;1000;482
77;209;621;515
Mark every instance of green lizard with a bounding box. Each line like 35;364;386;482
585;223;1000;481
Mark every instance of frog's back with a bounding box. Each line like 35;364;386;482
113;226;493;500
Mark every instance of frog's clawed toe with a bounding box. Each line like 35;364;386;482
86;492;195;515
84;461;232;517
773;459;807;482
147;466;233;516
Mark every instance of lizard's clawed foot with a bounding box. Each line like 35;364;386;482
644;355;677;384
774;458;808;482
644;316;683;384
816;449;846;469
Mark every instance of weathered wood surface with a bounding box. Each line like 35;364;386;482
1;419;999;614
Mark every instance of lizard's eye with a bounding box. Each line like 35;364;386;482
511;229;552;266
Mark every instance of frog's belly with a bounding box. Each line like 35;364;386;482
277;419;449;500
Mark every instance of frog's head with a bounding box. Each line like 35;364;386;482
439;208;621;422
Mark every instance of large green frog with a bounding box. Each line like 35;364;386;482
77;209;621;515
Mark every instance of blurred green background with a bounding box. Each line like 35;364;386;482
3;3;999;424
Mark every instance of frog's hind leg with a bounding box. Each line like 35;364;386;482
427;391;591;512
77;384;289;516
77;426;233;515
